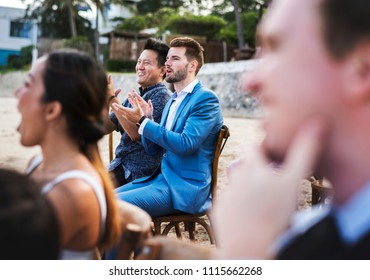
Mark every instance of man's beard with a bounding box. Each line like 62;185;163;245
165;67;188;83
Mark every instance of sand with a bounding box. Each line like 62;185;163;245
0;95;311;245
0;96;265;175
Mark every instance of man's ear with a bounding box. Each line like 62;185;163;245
45;101;62;121
345;42;370;103
159;66;166;78
189;60;198;73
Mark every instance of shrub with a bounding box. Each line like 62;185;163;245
219;11;259;48
6;45;33;70
105;59;136;72
165;14;227;41
19;45;33;67
63;36;94;56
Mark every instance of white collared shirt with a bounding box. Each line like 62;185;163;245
165;79;198;130
138;79;199;134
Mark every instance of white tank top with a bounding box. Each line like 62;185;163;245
26;154;107;260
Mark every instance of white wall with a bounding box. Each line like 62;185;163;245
0;5;36;66
0;6;33;51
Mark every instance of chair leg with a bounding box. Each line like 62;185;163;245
175;224;182;238
187;222;196;241
153;217;216;244
153;221;162;236
196;218;216;245
162;222;183;240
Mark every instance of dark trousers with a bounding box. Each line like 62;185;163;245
109;165;128;188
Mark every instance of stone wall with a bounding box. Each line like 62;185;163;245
199;60;261;118
0;60;261;118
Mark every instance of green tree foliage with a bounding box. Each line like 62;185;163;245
5;45;33;70
63;36;94;55
150;7;177;35
115;15;149;31
19;45;34;66
165;14;227;41
21;0;132;38
113;0;266;48
219;11;259;47
23;0;93;38
105;59;136;72
115;7;176;35
21;0;268;58
180;0;220;16
211;0;269;48
212;0;269;19
136;0;184;15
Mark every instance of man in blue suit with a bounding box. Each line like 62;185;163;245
111;37;223;217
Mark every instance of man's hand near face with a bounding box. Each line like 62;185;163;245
212;119;327;259
111;89;155;124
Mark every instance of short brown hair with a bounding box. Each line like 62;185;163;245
169;37;204;75
320;0;370;59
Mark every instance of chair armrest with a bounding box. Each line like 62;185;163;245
117;200;152;233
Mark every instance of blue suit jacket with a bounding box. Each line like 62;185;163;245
134;81;223;214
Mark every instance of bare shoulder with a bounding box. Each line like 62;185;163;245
45;177;102;247
47;177;102;212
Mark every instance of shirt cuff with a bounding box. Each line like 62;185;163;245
138;118;150;135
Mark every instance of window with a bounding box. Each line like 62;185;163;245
10;21;32;39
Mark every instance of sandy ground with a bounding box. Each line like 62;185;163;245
0;96;311;245
0;96;266;176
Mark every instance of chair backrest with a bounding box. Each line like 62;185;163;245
114;223;146;260
108;202;151;259
211;125;230;202
109;132;114;162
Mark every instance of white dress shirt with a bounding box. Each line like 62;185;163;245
138;79;199;134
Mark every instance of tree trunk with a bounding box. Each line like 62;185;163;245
231;0;245;49
95;0;100;61
66;0;77;37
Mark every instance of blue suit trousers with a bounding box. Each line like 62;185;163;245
115;173;181;217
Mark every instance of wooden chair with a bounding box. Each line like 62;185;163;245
108;125;230;244
109;132;114;162
99;200;152;260
97;223;147;260
151;125;230;244
137;236;217;260
113;223;147;260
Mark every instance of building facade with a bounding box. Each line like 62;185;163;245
0;4;36;66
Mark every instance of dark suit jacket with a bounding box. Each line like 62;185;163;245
277;213;370;259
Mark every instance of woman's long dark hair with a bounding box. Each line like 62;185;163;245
41;49;121;249
0;168;60;259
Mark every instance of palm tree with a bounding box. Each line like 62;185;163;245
22;0;83;38
231;0;245;49
22;0;137;60
66;0;77;37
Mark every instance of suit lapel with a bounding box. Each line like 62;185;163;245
170;82;202;130
170;94;190;130
160;94;176;126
